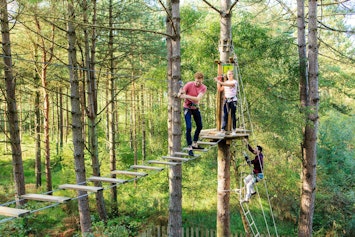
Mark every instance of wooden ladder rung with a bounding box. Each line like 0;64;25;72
130;165;164;171
162;156;190;162
111;170;148;177
183;147;208;152
148;160;181;166
87;176;127;184
58;184;103;193
197;141;219;145
0;206;30;217
225;133;249;137
173;152;200;157
21;194;71;203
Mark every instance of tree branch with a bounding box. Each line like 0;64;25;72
201;0;221;14
158;0;177;36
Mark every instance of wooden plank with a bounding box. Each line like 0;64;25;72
58;184;103;193
130;165;164;171
21;194;71;203
111;170;147;177
183;147;208;152
87;176;127;184
225;133;249;138
173;152;200;157
0;206;30;217
197;141;219;145
147;160;181;166
200;135;226;140
162;156;190;162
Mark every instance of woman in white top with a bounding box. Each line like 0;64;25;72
214;70;238;135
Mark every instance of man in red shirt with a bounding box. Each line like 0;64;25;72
178;72;207;156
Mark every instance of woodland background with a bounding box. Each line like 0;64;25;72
0;0;354;236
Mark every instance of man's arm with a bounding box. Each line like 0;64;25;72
180;92;205;102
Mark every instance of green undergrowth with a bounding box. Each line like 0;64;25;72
0;137;299;236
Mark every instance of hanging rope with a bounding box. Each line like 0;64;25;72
231;46;279;236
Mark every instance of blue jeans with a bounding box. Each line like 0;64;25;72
221;100;237;130
184;108;203;146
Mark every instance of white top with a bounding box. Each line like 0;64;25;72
224;80;238;99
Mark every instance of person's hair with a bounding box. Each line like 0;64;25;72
194;72;204;80
257;145;263;152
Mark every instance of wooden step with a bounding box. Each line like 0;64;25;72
58;184;103;193
183;147;208;152
197;141;219;146
0;206;30;217
225;133;249;137
87;176;127;184
21;194;71;203
111;170;148;177
200;135;226;139
173;152;200;157
147;160;181;166
162;156;190;162
130;165;164;171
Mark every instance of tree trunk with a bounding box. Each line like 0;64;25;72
82;0;107;221
141;84;147;161
108;0;118;215
0;0;26;206
167;0;183;236
35;79;42;188
216;0;232;236
297;0;308;108
216;140;231;237
298;0;319;236
34;14;54;193
59;87;64;159
67;1;92;234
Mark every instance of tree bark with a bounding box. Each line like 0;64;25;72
34;14;54;194
167;0;183;236
216;0;232;236
67;1;92;234
108;0;118;215
298;0;319;236
0;0;26;206
82;0;107;221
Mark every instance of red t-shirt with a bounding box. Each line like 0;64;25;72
183;81;207;109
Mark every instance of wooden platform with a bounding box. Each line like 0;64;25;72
130;165;164;171
111;170;148;177
58;184;103;193
0;206;30;217
87;176;128;184
199;128;250;140
147;160;181;166
21;194;71;203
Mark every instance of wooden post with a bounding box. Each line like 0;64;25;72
216;61;223;131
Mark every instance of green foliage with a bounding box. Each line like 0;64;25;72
0;0;354;236
315;111;355;236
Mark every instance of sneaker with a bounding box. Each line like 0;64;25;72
240;198;249;203
251;192;257;196
188;149;194;157
216;130;225;136
192;145;204;150
231;129;237;136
